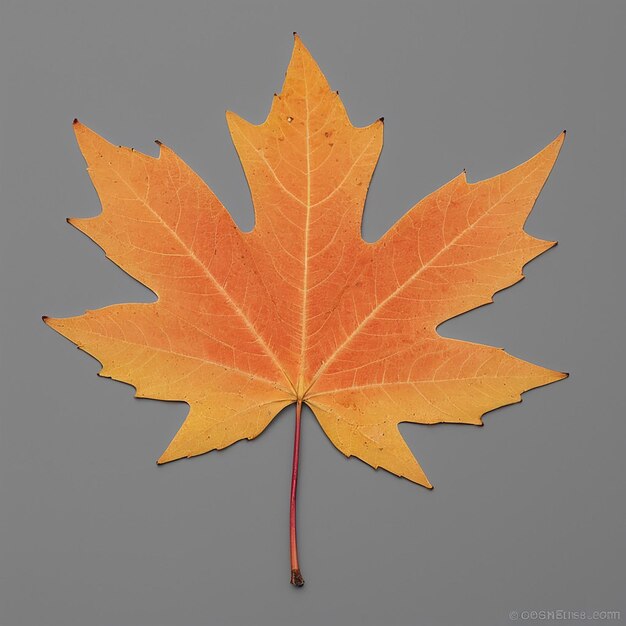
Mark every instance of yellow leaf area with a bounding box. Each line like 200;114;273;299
45;36;565;488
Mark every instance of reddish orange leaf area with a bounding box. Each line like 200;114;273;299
45;35;565;490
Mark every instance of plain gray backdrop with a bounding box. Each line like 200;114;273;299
1;1;624;625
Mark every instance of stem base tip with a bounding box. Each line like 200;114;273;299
290;569;305;587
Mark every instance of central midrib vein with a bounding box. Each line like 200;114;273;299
297;57;312;398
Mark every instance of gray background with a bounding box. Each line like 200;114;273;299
1;1;624;625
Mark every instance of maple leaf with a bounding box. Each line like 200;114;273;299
44;34;566;586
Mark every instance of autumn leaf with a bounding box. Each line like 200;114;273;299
44;34;566;586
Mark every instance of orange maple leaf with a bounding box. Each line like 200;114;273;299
44;34;565;586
